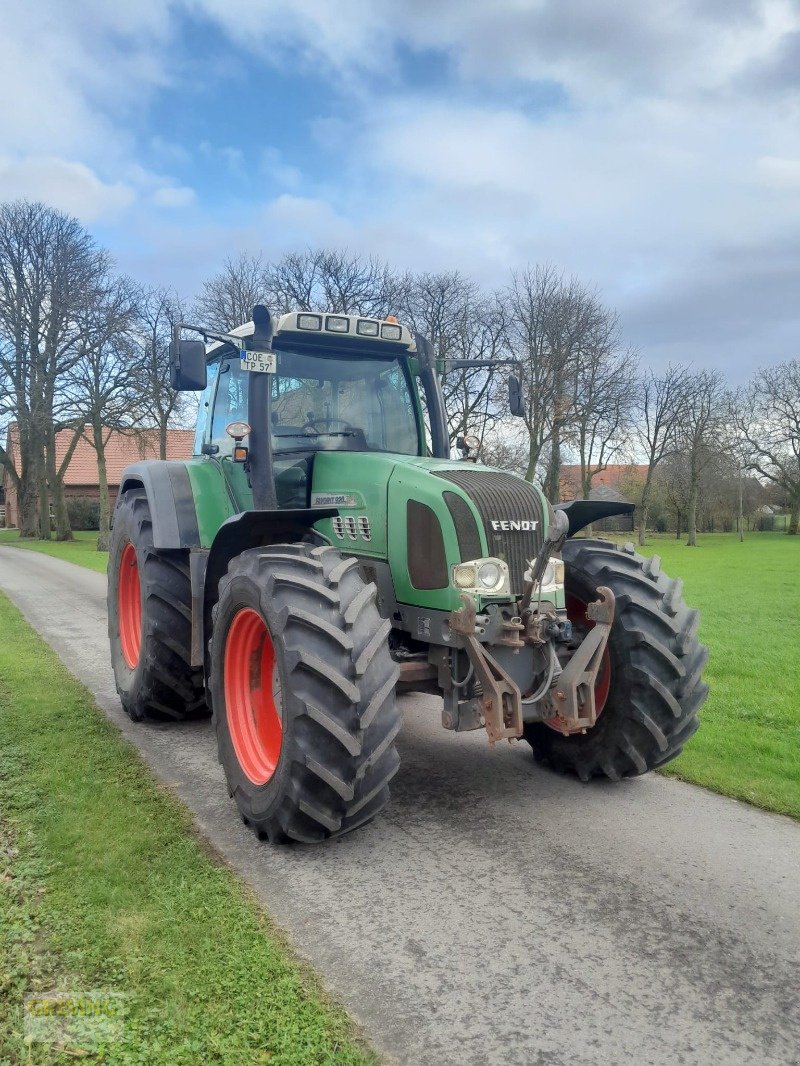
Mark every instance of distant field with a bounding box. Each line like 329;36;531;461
603;532;800;818
0;529;108;573
1;527;797;819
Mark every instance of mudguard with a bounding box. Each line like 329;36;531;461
555;500;634;537
199;508;337;670
118;461;200;550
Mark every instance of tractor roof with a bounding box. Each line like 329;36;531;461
205;312;415;356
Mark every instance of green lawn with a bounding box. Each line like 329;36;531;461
615;532;800;818
0;592;375;1064
0;528;108;573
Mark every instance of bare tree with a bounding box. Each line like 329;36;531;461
264;248;319;312
504;264;568;484
133;287;191;459
314;249;406;318
541;279;607;500
0;200;110;539
738;359;800;535
67;275;140;548
445;298;508;443
568;315;638;501
505;265;617;497
265;248;405;317
193;252;270;332
633;363;691;544
480;424;529;476
680;369;728;546
659;453;691;539
399;271;505;444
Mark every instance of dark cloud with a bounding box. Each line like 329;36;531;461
623;234;800;376
737;30;800;95
390;0;773;100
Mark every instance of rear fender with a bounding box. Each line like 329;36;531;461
118;461;200;550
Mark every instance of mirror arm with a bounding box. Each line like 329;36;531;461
173;321;247;353
442;358;522;372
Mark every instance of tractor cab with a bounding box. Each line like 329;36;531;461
194;314;426;512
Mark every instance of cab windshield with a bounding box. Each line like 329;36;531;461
210;348;422;457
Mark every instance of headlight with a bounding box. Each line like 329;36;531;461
454;564;477;588
540;560;556;588
477;561;502;589
451;558;509;595
529;557;565;590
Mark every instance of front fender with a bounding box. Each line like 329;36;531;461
555;500;634;537
198;508;336;671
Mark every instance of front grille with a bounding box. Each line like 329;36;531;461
443;491;482;562
434;468;545;593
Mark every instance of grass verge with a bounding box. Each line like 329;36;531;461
0;591;375;1065
606;532;800;819
0;529;108;573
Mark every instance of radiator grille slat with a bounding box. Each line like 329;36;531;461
433;469;545;593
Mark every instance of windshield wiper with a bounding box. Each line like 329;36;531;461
274;429;361;439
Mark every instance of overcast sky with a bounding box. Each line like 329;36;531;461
1;0;798;379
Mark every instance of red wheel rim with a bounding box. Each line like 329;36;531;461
224;608;283;785
118;542;142;669
544;591;611;733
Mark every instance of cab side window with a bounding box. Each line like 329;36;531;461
194;361;220;455
210;359;248;456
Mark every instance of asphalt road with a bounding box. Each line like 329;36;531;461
1;545;799;1065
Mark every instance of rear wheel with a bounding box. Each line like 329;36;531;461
108;488;207;721
524;539;708;780
210;543;401;843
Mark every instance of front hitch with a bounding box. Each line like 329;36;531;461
448;587;616;745
548;586;615;734
449;595;523;745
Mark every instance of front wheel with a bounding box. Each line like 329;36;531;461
209;543;401;843
524;539;708;780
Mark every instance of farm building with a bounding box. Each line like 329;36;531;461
558;463;648;532
1;425;194;528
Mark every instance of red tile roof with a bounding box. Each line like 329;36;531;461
3;424;194;487
559;463;648;501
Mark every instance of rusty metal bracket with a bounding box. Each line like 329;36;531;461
449;595;524;745
549;586;615;733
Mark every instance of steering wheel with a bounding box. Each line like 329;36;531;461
303;416;353;434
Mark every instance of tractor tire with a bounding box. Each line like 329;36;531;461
108;488;207;722
209;542;401;843
524;538;708;781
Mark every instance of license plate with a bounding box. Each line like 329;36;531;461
240;350;276;374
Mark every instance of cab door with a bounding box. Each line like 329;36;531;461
207;358;254;512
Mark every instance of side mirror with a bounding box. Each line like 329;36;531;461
508;374;524;417
169;339;207;391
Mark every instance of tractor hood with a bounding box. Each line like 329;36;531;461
311;451;550;611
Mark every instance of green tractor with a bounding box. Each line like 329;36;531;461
108;306;707;843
